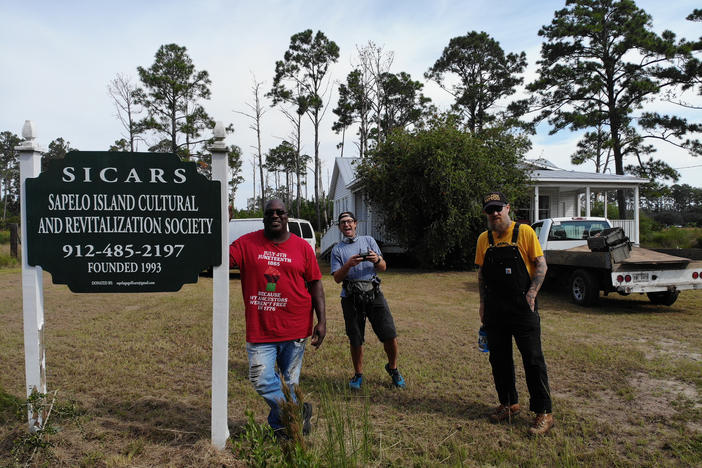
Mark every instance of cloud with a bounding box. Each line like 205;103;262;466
2;0;700;208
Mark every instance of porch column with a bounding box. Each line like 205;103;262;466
533;185;539;222
634;185;640;246
576;193;581;216
603;191;608;218
585;186;591;217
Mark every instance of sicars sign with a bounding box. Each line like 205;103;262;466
25;151;221;292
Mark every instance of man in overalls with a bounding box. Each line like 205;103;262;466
474;191;554;435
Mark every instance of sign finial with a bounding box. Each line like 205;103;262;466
209;121;227;152
17;121;44;152
213;121;225;140
22;120;36;141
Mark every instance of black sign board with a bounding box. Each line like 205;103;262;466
26;151;221;292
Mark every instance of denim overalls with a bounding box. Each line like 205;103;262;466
482;223;552;413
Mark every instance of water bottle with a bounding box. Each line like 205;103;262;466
478;326;489;353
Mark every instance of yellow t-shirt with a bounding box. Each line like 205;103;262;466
474;222;544;279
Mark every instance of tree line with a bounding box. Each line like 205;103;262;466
1;1;700;252
357;1;701;266
641;183;702;227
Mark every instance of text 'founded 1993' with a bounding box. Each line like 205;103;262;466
25;151;221;293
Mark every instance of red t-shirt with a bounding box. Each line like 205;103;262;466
229;230;322;343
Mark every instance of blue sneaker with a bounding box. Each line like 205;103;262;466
385;363;405;388
349;373;363;390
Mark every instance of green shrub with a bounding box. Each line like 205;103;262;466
0;217;20;230
232;411;284;466
0;387;23;424
591;201;619;219
643;227;702;249
0;254;20;268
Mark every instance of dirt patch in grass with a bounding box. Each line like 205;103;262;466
630;372;701;408
632;337;702;363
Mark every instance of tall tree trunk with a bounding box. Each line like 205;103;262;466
251;157;257;211
340;127;345;157
295;114;302;218
314;109;321;231
610;127;627;220
2;181;7;221
128;99;135;152
285;170;291;207
607;76;627;220
257;121;264;211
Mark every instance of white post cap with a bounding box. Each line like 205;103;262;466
213;121;225;140
17;120;44;152
22;120;37;141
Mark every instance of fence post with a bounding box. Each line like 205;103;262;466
209;122;230;448
17;120;47;431
10;223;19;258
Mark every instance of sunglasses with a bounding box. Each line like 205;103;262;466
264;209;287;217
339;219;355;225
485;205;504;215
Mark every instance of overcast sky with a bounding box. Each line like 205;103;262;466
2;0;700;208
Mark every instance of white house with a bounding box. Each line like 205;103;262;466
320;157;648;257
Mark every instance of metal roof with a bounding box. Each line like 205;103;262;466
329;157;648;197
530;168;648;185
329;157;360;197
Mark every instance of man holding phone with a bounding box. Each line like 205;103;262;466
331;211;405;390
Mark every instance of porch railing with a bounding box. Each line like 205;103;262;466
610;219;638;245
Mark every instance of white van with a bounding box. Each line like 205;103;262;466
228;218;316;251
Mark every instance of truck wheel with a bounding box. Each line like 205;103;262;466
570;269;598;306
646;291;679;306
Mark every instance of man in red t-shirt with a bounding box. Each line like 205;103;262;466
229;199;326;437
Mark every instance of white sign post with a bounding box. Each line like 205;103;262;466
209;122;230;448
17;120;47;431
17;120;232;448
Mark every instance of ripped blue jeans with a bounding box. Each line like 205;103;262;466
246;339;307;430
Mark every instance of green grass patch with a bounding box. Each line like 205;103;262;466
0;387;23;424
0;234;20;268
0;268;701;466
0;253;20;268
642;226;702;249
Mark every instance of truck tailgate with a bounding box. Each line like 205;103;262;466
611;260;702;293
612;247;691;271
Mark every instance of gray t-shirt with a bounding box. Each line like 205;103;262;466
330;235;383;297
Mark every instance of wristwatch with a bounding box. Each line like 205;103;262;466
374;257;381;265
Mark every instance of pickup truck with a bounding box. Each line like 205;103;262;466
531;217;702;306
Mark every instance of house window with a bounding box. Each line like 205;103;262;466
539;196;550;220
514;208;531;224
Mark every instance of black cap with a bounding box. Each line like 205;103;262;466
338;211;356;223
483;191;508;210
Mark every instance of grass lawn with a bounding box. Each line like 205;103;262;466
1;261;700;466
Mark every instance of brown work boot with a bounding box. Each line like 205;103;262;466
528;412;554;435
489;403;521;422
